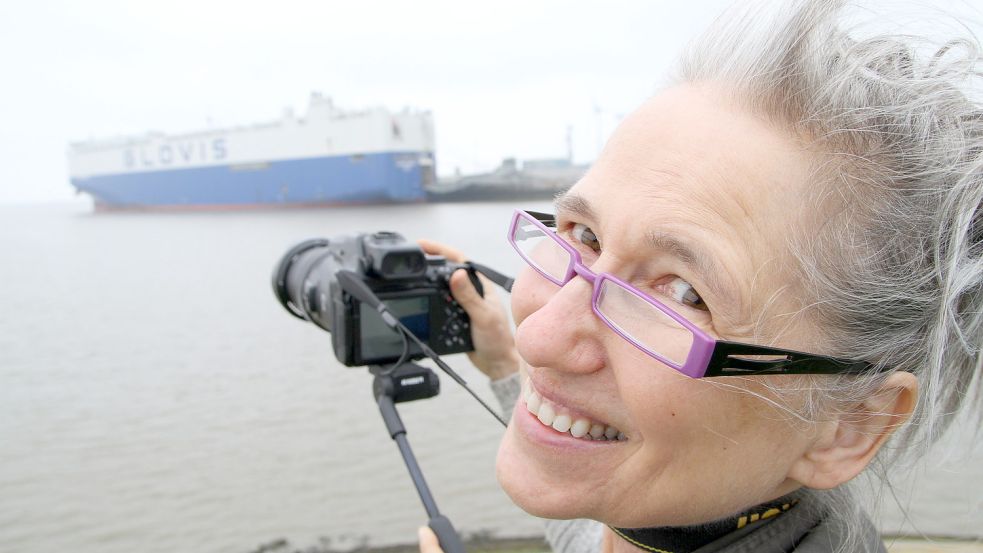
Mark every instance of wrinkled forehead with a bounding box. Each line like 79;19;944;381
606;86;811;222
570;85;817;332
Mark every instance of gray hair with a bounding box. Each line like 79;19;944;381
673;0;983;549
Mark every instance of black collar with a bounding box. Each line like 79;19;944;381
609;494;801;553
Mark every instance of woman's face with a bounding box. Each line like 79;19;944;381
496;84;825;527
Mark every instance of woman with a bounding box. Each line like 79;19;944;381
420;0;983;551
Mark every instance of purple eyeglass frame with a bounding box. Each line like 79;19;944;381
507;209;881;378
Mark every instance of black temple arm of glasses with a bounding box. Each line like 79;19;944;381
704;341;881;377
524;210;556;227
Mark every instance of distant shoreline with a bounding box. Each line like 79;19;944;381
246;534;983;553
245;535;550;553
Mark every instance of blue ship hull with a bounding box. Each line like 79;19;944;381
71;151;432;209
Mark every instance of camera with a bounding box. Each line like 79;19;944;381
272;231;478;366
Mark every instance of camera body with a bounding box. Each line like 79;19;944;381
274;231;475;366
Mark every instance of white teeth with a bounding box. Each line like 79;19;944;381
537;402;556;426
552;415;572;433
570;419;591;438
523;380;626;442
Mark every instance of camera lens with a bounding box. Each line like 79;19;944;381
272;238;331;321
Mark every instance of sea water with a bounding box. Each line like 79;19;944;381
0;202;979;553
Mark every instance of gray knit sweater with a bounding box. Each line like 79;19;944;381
488;373;886;553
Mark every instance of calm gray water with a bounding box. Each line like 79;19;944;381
1;202;980;553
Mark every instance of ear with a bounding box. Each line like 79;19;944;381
787;371;918;489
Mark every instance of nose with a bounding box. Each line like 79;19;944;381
512;266;606;374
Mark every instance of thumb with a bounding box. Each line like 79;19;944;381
449;269;484;310
418;526;444;553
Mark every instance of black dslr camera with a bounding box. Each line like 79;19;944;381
272;231;480;366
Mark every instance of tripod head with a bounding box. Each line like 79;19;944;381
371;363;441;404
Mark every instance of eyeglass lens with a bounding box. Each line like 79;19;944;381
511;213;695;367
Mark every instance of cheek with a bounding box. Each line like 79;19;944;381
629;379;806;475
676;384;812;479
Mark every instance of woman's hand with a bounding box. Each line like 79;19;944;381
418;526;444;553
418;239;520;381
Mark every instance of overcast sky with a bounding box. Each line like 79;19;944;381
1;0;980;204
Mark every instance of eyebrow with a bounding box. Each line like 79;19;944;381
553;192;739;304
554;192;596;220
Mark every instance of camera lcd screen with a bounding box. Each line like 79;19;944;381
359;296;430;361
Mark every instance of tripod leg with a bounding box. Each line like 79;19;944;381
376;389;467;552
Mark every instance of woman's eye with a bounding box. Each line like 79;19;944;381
571;223;601;252
665;277;709;311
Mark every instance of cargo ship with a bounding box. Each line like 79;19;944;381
67;93;435;210
427;157;588;202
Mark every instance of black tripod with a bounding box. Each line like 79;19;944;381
371;363;466;553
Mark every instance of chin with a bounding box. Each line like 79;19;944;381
494;426;596;520
495;427;712;529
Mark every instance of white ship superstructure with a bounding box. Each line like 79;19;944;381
68;94;435;208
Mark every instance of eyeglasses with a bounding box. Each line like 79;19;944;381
507;209;880;378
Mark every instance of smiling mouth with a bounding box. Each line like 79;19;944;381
523;380;627;442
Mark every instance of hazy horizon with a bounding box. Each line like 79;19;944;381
3;0;981;205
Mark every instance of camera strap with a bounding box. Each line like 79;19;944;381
466;261;514;292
